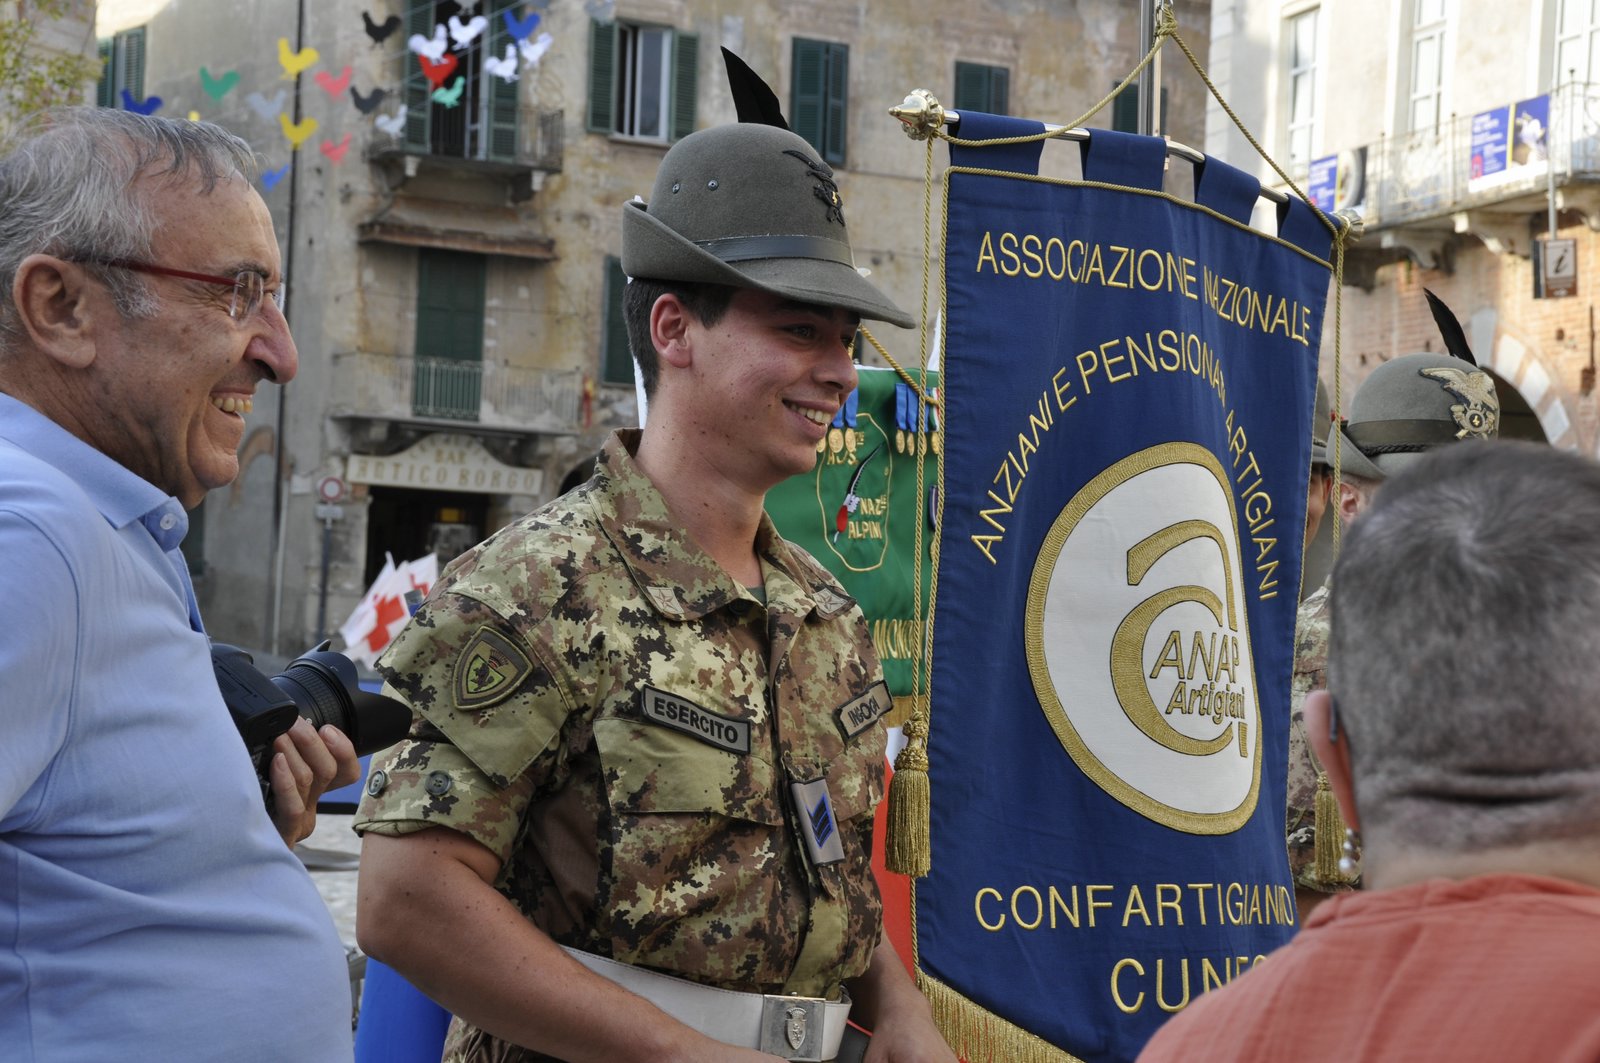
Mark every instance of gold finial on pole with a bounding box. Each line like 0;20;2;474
889;89;946;141
1333;207;1365;244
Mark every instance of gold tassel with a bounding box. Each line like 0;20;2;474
1312;770;1346;885
886;712;931;877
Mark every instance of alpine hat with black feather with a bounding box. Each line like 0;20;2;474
1331;290;1500;479
621;122;916;328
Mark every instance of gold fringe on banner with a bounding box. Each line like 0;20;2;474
1312;771;1346;885
919;972;1087;1063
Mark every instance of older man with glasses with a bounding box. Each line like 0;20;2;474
0;108;357;1061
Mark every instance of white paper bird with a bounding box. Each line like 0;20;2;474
449;14;488;50
407;24;448;61
519;32;554;68
485;44;520;83
374;104;409;137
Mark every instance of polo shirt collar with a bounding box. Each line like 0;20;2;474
0;391;189;550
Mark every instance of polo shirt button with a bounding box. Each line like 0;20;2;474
159;513;177;530
424;771;453;796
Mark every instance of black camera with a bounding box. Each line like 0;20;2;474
211;641;413;799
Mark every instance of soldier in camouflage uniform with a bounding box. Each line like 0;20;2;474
1287;351;1500;917
354;122;956;1063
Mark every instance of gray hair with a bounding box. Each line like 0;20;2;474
1328;440;1600;851
0;108;259;346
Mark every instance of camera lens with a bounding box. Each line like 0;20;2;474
272;654;354;735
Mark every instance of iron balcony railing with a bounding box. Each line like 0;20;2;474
1287;80;1600;230
331;351;583;435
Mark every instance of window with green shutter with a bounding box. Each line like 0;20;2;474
587;18;697;141
96;27;146;109
601;257;634;386
414;249;486;420
954;61;1009;116
791;38;848;166
399;0;519;160
1111;84;1168;133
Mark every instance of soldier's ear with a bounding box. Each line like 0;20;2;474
1305;690;1360;833
650;292;694;372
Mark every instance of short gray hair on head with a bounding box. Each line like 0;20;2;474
1328;440;1600;852
0;107;259;346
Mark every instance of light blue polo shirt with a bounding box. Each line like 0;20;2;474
0;392;351;1062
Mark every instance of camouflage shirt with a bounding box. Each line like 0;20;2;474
1286;577;1355;892
354;431;888;1063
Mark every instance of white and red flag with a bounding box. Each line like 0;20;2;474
338;552;438;668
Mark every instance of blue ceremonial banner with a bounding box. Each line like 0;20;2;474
915;116;1330;1062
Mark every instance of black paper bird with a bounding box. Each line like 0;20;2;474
1423;288;1477;367
351;85;388;115
721;47;788;129
363;11;403;45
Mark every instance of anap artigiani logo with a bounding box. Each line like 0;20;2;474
1026;443;1262;834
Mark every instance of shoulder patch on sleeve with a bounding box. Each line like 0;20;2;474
453;626;534;711
835;681;891;739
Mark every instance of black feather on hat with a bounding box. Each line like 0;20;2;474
722;48;789;130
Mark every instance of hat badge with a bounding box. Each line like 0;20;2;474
1420;366;1499;439
783;148;846;226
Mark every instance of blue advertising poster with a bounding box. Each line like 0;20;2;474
914;117;1332;1062
1471;105;1510;179
1307;154;1338;213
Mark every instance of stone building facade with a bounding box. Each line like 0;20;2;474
90;0;1211;657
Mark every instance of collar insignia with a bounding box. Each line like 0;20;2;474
1420;366;1499;439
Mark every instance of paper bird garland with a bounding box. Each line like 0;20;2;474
315;66;352;97
200;67;239;101
449;14;488;50
121;89;162;114
374;105;408;137
408;25;448;62
362;11;401;44
124;6;573;191
351;85;387;114
277;38;319;79
320;133;353;163
432;76;466;108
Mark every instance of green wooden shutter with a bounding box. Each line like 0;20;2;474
487;0;519;160
601;257;633;385
414;249;486;420
991;67;1010;116
791;38;824;155
404;1;435;150
587;19;617;133
953;61;987;112
670;31;698;141
96;39;113;108
121;27;146;103
823;42;847;165
1112;82;1138;132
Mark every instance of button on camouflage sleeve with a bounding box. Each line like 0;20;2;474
353;590;568;865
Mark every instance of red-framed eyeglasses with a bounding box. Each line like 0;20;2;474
78;257;284;321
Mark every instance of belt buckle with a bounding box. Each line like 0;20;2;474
758;994;828;1061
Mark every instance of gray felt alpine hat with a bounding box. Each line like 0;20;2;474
1309;377;1332;468
1332;352;1501;480
622;123;915;328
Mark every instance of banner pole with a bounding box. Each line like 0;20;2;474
1137;0;1161;135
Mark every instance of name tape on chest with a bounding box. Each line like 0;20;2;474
639;686;752;755
834;681;891;739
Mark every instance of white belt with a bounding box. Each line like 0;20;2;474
560;945;853;1061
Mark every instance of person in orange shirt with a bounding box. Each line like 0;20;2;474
1139;439;1600;1063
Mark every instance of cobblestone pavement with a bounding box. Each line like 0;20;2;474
299;812;361;949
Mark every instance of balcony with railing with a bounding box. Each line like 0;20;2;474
1290;81;1600;265
330;351;583;436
